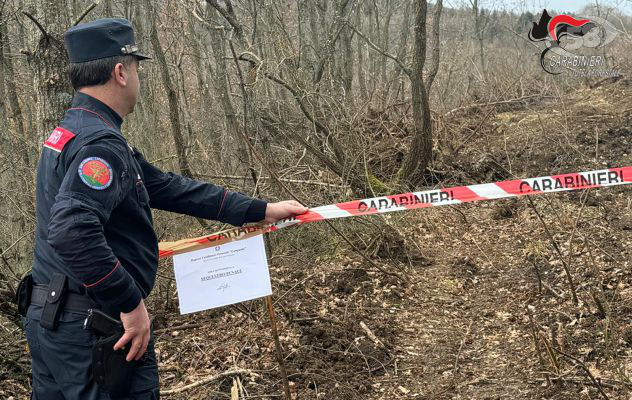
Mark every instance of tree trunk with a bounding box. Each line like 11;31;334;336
206;14;246;171
144;0;192;178
380;1;393;93
1;21;28;166
341;25;354;106
187;16;215;148
25;4;74;139
313;0;352;84
385;0;412;101
0;17;8;129
103;0;113;16
425;0;443;93
470;0;486;73
397;0;432;188
355;7;368;100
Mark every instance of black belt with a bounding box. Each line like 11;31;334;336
31;285;95;314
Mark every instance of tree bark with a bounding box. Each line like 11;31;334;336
0;11;8;129
187;14;217;149
313;0;353;84
380;0;393;91
425;0;443;93
103;0;113;16
397;0;432;188
205;13;246;171
340;24;354;106
24;5;74;139
470;0;486;74
385;0;412;101
1;21;28;165
355;7;368;100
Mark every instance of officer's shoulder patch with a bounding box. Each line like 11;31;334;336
43;126;76;152
78;157;113;190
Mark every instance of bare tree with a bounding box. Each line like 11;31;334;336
469;0;489;74
396;0;433;187
143;0;192;178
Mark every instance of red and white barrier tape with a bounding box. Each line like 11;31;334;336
159;166;632;258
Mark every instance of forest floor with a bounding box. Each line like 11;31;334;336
2;77;632;399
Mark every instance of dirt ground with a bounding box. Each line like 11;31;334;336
2;78;632;399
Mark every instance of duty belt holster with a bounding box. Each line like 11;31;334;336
40;273;68;330
15;273;33;317
84;309;135;397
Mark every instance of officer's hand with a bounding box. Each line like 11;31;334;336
114;299;151;362
264;200;308;223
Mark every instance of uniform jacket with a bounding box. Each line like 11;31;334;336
33;92;267;313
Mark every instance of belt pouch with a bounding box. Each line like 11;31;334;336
40;273;68;330
15;273;33;317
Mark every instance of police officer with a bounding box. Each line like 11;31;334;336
21;18;307;399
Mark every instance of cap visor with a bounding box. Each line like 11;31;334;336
133;52;152;61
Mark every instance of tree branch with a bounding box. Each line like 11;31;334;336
205;0;246;45
348;23;411;77
73;2;98;26
22;11;48;38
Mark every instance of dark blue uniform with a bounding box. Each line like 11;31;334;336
24;91;267;399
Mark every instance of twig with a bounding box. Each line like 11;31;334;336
526;305;551;387
0;229;34;258
195;174;348;188
22;11;48;38
153;322;203;334
529;259;543;293
360;321;385;348
453;321;472;374
565;189;590;288
265;296;291;400
526;197;578;305
73;1;98;26
552;347;610;400
160;368;252;395
542;282;564;300
453;105;497;155
347;24;411;77
228;50;405;283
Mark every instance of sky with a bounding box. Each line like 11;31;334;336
538;0;632;13
444;0;632;15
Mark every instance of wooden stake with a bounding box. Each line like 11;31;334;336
265;296;291;400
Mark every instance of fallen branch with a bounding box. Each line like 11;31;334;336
153;322;203;334
160;368;252;395
360;321;385;348
443;94;553;117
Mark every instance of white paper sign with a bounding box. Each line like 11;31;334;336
173;235;271;314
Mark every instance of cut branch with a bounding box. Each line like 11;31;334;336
160;369;252;395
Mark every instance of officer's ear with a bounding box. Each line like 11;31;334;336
112;63;129;88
